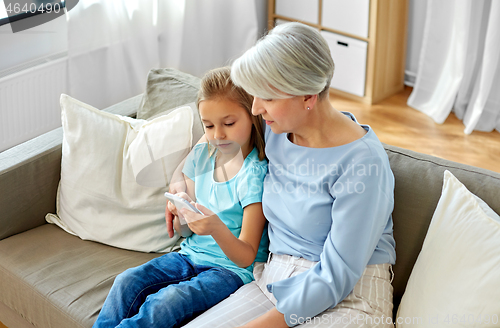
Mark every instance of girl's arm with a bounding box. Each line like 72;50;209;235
181;202;267;268
166;156;188;238
167;135;208;194
172;175;196;237
184;174;196;202
166;135;208;237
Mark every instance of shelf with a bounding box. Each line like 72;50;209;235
268;0;409;104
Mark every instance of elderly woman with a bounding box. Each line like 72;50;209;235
173;22;396;328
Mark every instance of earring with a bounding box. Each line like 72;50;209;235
307;107;311;110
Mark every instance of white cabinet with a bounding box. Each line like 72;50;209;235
275;0;319;25
321;0;370;38
268;0;409;104
321;31;367;97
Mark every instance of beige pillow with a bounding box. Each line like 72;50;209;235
46;94;193;252
137;68;204;145
137;68;201;120
396;170;500;327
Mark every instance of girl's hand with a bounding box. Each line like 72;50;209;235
167;192;194;217
180;203;225;236
169;192;195;238
166;198;178;217
176;192;194;203
165;184;182;238
166;191;193;237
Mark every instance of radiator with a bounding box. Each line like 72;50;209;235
0;52;67;153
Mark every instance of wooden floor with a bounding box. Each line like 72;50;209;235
330;87;500;173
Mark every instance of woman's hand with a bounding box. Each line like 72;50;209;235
237;308;288;328
180;203;225;236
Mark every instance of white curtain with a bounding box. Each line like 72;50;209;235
67;0;260;108
67;0;160;109
157;0;259;78
408;0;500;134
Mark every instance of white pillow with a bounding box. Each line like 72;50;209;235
46;94;193;253
396;170;500;327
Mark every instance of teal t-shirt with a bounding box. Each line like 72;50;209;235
179;143;269;284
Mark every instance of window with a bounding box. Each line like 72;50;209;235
0;1;66;32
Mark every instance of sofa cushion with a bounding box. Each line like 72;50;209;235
384;144;500;316
137;68;200;120
0;94;143;242
45;95;193;253
136;68;205;146
0;224;171;328
396;170;500;327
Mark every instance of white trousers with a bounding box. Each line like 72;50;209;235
182;254;394;328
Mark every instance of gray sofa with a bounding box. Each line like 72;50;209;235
1;69;500;328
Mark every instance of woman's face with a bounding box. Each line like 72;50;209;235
252;96;305;135
199;98;254;157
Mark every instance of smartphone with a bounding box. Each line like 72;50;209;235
164;192;203;225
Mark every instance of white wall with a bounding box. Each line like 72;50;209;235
0;1;267;73
1;0;424;81
0;14;67;73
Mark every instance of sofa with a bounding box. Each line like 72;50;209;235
1;69;499;328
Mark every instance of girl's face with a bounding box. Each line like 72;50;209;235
199;98;254;157
251;96;305;135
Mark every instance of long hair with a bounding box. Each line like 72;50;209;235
197;67;266;161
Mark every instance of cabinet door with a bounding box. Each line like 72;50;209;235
321;0;370;38
321;31;367;97
275;0;319;25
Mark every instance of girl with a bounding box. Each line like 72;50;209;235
92;67;269;328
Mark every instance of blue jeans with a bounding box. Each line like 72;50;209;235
92;252;244;328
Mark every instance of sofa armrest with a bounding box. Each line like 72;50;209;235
0;94;144;241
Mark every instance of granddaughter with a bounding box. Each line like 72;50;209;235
92;67;269;328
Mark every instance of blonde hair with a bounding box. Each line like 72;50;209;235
231;22;334;100
197;67;266;161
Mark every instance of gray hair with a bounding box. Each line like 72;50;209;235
231;22;334;100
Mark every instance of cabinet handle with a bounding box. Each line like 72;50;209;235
337;41;349;47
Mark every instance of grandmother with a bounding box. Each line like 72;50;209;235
173;22;396;328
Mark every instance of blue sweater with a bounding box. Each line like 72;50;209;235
263;112;396;326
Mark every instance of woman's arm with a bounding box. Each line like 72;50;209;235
239;308;287;328
266;155;395;326
181;202;267;268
